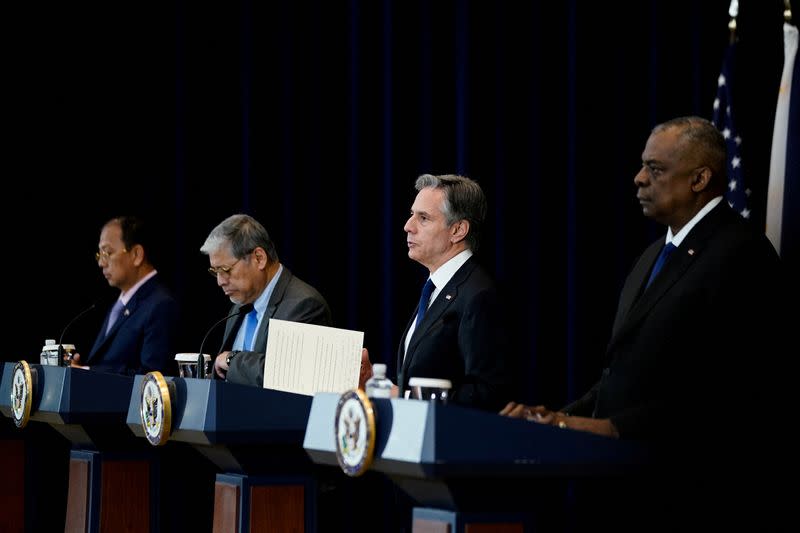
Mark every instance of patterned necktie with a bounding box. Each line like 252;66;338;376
106;300;125;335
415;278;436;328
243;309;259;350
645;242;677;289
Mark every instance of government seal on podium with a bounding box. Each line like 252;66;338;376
139;371;173;446
334;388;376;477
10;360;33;428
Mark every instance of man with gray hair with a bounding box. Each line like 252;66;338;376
202;214;332;386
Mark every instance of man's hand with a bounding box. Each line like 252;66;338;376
214;352;231;378
358;348;373;390
69;352;89;370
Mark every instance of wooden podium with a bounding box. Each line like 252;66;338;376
304;393;651;533
0;362;155;533
126;376;316;533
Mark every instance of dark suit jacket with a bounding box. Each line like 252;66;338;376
563;202;783;442
397;256;511;411
87;274;180;376
224;266;332;387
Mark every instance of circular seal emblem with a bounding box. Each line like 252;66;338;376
139;371;172;446
10;361;33;428
334;388;376;477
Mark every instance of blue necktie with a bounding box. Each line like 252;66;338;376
645;242;677;289
415;278;436;328
106;300;125;335
243;309;258;350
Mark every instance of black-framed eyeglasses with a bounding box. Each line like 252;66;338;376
95;248;128;263
208;257;242;278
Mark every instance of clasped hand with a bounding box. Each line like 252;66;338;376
500;402;564;425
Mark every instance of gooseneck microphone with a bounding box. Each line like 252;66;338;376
58;302;98;365
196;303;254;378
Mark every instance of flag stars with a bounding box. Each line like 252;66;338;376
715;49;750;223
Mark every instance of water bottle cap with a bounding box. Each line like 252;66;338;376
372;363;386;376
42;342;75;352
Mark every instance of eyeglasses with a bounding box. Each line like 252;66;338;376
208;257;243;278
95;248;128;263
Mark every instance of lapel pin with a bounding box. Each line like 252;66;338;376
688;249;695;256
445;294;452;300
123;309;130;316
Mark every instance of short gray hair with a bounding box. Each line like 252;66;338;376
415;174;487;252
200;214;279;262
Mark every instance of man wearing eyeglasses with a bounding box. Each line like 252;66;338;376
71;216;181;375
202;213;333;386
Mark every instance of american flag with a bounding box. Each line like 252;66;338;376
712;42;750;219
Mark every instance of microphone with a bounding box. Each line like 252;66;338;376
196;303;254;378
57;302;98;366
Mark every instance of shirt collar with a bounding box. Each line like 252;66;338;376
666;196;723;247
119;270;157;306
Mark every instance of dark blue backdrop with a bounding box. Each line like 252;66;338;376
5;0;792;409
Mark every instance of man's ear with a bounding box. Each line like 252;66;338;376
132;244;145;267
252;246;269;269
691;166;712;192
451;220;469;243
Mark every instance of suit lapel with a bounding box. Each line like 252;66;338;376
266;267;291;320
608;203;729;350
401;259;476;376
87;277;157;362
611;240;662;340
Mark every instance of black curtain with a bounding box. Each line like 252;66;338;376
5;0;791;410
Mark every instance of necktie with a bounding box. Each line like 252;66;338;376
106;300;125;335
645;242;677;289
415;278;436;328
243;309;259;350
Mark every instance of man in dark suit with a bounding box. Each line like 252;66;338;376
71;216;181;375
500;116;785;529
501;116;783;438
205;214;332;386
365;174;512;411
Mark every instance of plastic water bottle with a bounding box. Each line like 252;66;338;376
40;339;59;366
365;363;392;399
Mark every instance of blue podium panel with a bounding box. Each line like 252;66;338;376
127;375;313;473
1;362;135;449
127;375;311;444
304;393;651;511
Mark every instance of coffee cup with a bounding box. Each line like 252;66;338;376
408;377;452;404
175;353;212;379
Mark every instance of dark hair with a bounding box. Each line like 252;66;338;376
653;116;727;191
106;215;161;266
415;174;487;252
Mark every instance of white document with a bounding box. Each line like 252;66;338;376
262;319;363;395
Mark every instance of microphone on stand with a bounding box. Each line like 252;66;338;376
196;303;254;378
57;302;98;365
